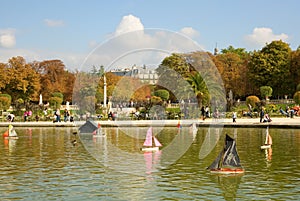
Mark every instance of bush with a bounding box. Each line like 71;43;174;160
49;96;63;109
296;83;300;92
246;95;260;110
293;91;300;104
0;94;12;110
52;92;64;99
154;89;169;101
151;96;163;105
166;107;181;119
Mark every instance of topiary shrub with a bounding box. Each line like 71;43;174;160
296;83;300;92
151;96;163;105
154;89;169;101
246;95;260;110
49;96;63;109
52;92;64;100
293;91;300;104
260;86;272;100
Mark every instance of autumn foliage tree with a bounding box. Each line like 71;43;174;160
38;60;75;102
214;48;250;98
4;56;41;102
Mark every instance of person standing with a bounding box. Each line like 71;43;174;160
56;109;61;122
260;108;265;123
64;109;70;122
24;111;28;122
201;106;205;120
232;112;237;122
205;106;210;118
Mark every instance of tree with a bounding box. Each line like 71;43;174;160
157;53;191;78
4;56;41;102
260;86;273;100
216;46;252;97
186;72;209;107
156;53;193;102
290;49;300;91
220;45;248;58
73;71;99;114
0;63;8;90
38;60;74;102
248;40;292;97
132;85;152;102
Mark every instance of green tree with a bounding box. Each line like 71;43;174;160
220;45;248;58
248;40;292;97
186;72;209;107
157;53;191;77
290;49;300;91
260;86;273;100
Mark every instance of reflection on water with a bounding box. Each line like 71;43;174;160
0;126;299;200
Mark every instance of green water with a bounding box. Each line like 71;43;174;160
0;126;299;200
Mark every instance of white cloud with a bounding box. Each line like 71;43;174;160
44;19;65;27
114;14;144;36
0;29;16;48
80;15;204;72
179;27;200;39
244;27;289;49
0;15;204;73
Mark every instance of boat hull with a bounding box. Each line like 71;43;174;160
4;136;19;140
260;144;271;149
210;168;244;174
141;147;159;152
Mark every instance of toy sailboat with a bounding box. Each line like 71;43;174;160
3;124;18;140
207;134;244;174
141;127;162;152
93;123;105;137
260;127;272;149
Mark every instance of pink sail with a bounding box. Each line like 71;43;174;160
153;137;162;147
143;127;153;146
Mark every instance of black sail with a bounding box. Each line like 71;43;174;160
207;134;242;170
207;150;223;170
222;134;242;168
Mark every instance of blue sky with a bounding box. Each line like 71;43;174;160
0;0;299;71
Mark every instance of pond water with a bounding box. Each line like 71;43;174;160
0;126;299;200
